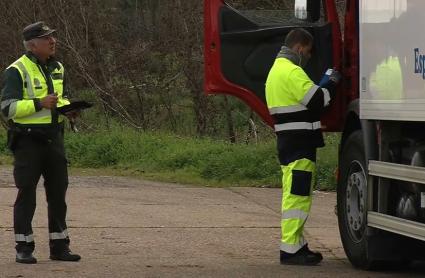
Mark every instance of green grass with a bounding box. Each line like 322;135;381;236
0;130;11;165
317;133;340;190
63;129;282;187
0;128;340;189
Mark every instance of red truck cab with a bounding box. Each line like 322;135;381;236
204;0;348;131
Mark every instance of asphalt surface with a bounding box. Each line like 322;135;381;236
1;166;425;277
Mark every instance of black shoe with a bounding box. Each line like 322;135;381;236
16;252;37;264
280;245;323;266
50;249;81;262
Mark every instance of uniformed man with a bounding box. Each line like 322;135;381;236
265;28;340;265
0;22;81;264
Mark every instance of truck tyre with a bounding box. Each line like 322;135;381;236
337;130;370;268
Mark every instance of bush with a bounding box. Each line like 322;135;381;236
1;127;339;189
64;129;282;186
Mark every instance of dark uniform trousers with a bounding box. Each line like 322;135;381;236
278;149;317;168
12;128;70;253
277;136;317;168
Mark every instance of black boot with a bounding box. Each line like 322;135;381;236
50;240;81;262
280;245;323;266
16;243;37;264
16;251;37;264
50;247;81;262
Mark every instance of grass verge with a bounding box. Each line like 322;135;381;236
0;129;339;189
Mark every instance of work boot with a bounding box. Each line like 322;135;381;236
50;239;81;262
280;245;323;266
16;251;37;264
50;248;81;262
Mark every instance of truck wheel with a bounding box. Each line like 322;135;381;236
337;130;370;268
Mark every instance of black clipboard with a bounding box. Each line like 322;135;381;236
57;101;93;114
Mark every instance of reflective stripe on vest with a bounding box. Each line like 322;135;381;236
274;121;321;132
1;98;19;110
1;98;19;118
269;104;307;114
300;85;319;106
24;109;51;119
7;101;18;118
323;88;331;107
13;61;36;99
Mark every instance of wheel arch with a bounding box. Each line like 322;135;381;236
340;99;378;162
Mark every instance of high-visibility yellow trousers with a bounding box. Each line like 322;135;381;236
280;155;316;254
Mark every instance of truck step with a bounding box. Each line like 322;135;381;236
368;211;425;241
368;160;425;184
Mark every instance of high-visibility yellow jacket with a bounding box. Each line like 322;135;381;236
1;53;69;125
266;58;334;149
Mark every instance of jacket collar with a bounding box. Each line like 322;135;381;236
276;46;300;66
25;52;60;71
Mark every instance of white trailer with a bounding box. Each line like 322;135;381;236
337;0;425;268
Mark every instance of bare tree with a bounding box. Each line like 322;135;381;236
0;0;327;139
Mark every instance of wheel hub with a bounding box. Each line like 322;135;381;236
346;162;367;242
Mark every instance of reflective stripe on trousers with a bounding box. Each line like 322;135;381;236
15;233;34;243
280;158;316;253
49;229;69;240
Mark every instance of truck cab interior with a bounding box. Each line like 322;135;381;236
219;4;334;104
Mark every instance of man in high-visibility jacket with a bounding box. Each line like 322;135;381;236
266;28;340;265
1;22;81;264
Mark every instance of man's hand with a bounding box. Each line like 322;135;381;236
319;69;342;87
329;70;342;84
40;94;58;109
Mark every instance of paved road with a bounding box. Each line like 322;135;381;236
0;167;424;277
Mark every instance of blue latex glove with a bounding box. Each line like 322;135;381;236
319;69;341;87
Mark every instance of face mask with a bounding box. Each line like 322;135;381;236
298;51;310;68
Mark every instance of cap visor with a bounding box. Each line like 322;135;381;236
36;29;56;38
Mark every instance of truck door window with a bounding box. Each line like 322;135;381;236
225;0;325;26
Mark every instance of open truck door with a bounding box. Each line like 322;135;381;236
204;0;343;131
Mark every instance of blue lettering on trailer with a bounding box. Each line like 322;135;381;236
414;48;425;79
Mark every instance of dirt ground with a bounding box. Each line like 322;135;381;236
1;166;425;277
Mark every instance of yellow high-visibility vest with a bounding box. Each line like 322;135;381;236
7;55;69;124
